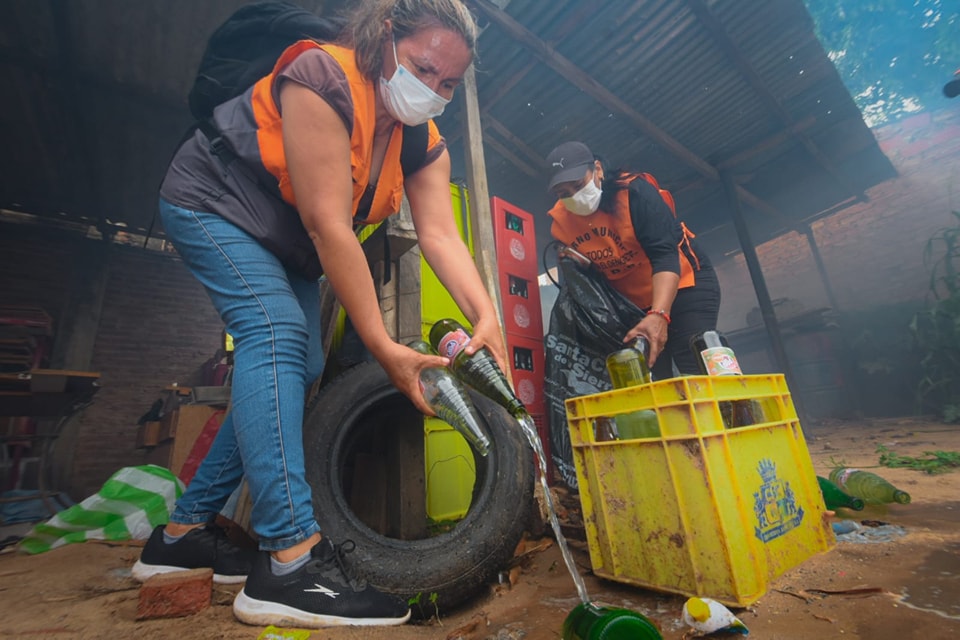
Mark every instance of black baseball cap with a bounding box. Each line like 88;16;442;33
546;141;595;191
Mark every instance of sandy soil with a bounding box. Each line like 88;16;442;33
1;416;958;639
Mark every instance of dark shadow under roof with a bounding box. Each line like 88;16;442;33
0;0;896;264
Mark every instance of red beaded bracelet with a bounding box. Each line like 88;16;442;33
647;308;671;324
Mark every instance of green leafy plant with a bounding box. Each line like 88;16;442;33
877;444;960;474
910;210;960;421
407;591;441;624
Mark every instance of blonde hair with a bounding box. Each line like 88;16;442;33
344;0;478;81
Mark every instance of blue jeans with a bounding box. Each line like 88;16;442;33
159;198;323;551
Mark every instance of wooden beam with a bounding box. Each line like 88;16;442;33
460;65;505;331
684;0;867;203
720;171;809;425
484;134;540;177
484;116;545;170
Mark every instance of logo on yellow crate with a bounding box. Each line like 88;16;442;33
753;458;804;542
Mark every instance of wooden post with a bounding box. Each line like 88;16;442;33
720;172;809;425
460;65;504;330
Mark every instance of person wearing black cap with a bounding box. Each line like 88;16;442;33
545;141;721;378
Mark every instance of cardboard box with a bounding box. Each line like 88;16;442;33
169;406;225;479
136;421;162;449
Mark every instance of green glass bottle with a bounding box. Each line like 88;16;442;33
605;338;661;438
409;340;491;456
828;467;911;505
816;475;865;511
605;337;651;388
562;602;663;640
429;319;528;420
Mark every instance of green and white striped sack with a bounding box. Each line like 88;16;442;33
20;465;184;554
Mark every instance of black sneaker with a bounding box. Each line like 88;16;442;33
233;538;411;628
132;524;256;585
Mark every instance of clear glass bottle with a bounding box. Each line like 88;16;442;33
828;467;911;504
409;340;491;456
428;319;528;421
689;330;762;428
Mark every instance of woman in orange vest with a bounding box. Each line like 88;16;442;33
134;1;502;628
546;141;721;380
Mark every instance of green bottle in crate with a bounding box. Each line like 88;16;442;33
605;337;651;388
605;338;661;438
562;602;662;640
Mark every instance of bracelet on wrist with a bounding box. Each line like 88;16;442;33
647;308;671;324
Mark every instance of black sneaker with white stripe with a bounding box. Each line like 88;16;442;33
233;538;411;627
132;524;256;585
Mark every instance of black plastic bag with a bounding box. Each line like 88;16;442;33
544;256;645;489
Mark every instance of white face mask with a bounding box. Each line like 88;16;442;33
378;38;451;126
561;175;602;216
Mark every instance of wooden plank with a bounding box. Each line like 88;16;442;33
460;65;508;359
385;410;426;540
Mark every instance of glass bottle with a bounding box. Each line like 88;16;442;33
828;467;911;505
429;319;528;421
409;340;491;456
604;338;660;438
605;337;651;388
562;602;663;640
816;475;865;511
689;330;762;428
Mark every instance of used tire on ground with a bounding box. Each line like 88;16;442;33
303;360;535;613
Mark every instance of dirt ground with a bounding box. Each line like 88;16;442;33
1;416;959;639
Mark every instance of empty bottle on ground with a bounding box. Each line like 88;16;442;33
828;467;911;505
816;475;865;511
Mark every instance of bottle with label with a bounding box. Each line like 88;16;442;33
689;330;762;429
428;319;528;421
409;340;491;456
562;602;663;640
816;475;865;511
604;338;660;439
828;467;911;505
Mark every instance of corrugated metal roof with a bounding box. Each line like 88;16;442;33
0;0;895;262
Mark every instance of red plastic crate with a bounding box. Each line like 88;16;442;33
491;197;538;279
506;334;546;415
500;271;544;339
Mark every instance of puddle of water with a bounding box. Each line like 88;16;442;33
898;542;960;620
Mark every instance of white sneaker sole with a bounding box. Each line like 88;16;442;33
131;559;247;585
233;589;412;628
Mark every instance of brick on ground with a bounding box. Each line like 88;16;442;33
136;568;214;620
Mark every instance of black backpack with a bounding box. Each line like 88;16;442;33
186;0;429;177
188;1;346;121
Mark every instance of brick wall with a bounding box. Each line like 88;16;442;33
0;223;222;498
714;108;960;329
709;108;960;417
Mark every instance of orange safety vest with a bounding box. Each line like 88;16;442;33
549;174;699;309
248;40;442;223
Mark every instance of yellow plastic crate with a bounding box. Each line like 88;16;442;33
424;418;476;522
565;374;835;607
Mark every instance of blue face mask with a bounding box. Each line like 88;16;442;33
378;38;451;126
